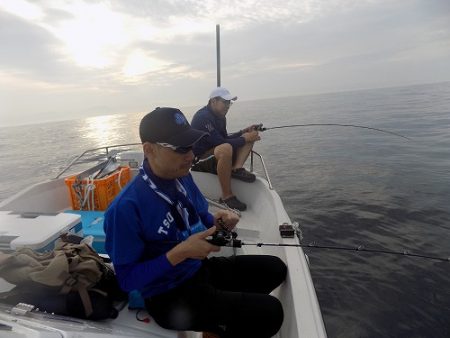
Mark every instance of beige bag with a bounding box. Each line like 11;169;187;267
0;235;113;317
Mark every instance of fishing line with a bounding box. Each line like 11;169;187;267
241;242;449;262
257;123;411;140
163;233;449;262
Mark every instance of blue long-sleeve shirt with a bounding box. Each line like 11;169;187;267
104;166;214;298
191;105;245;156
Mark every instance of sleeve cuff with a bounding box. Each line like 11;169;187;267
203;213;215;228
159;253;176;271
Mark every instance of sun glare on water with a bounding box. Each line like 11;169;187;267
83;115;122;148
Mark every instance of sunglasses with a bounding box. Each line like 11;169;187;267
157;142;193;154
217;98;233;106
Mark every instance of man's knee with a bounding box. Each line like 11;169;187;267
214;143;233;161
230;294;284;338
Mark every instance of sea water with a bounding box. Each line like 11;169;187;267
1;81;449;337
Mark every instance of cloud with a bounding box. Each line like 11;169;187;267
0;9;117;89
108;0;380;30
0;11;64;77
0;0;449;126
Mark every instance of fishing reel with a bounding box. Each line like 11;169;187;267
253;123;266;131
207;230;242;248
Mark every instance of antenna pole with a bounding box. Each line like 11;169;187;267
216;24;221;87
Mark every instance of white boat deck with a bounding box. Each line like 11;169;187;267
0;150;326;337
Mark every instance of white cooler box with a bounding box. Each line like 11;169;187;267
0;211;82;252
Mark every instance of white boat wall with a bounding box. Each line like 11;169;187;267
0;145;327;337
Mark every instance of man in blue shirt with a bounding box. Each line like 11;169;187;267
191;87;261;211
104;107;286;338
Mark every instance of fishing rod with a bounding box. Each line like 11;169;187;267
207;230;449;262
243;242;449;262
254;123;411;140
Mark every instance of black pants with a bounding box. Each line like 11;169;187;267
145;255;287;338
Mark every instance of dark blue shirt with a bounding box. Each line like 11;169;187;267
104;164;214;298
191;105;245;156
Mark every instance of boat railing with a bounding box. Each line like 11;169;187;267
55;144;274;189
250;150;273;190
55;143;142;179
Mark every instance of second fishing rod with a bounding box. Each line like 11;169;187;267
249;123;410;140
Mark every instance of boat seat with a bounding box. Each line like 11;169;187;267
0;211;82;252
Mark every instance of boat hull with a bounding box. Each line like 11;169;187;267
0;155;326;337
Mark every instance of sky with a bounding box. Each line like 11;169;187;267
1;0;449;127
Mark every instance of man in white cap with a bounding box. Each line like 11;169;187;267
191;87;261;211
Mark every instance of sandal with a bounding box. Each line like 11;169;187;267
219;196;247;211
231;168;256;183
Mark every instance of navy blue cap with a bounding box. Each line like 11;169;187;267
139;107;207;147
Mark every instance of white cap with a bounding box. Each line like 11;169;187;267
209;87;238;101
